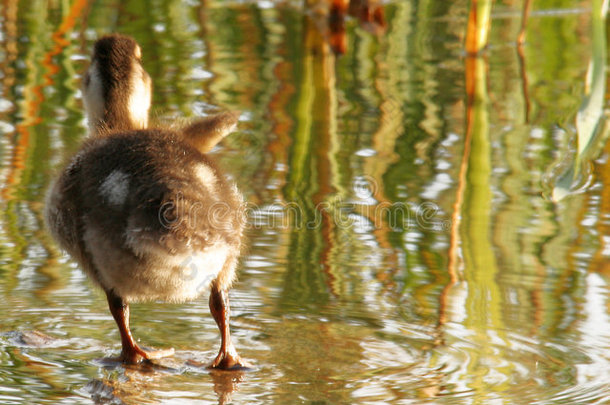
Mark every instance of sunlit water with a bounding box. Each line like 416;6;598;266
1;0;610;404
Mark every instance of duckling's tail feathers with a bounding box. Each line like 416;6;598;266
182;111;240;154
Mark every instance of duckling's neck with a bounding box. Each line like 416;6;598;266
83;59;151;136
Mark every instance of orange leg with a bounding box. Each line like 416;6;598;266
106;290;174;364
208;284;249;370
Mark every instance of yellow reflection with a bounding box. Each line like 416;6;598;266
443;52;511;396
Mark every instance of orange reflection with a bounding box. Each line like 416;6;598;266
311;0;386;55
2;0;89;200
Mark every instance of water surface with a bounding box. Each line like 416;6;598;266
1;0;609;403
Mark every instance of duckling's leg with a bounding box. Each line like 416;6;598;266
106;290;175;364
208;283;248;369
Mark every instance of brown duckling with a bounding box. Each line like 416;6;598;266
44;34;248;369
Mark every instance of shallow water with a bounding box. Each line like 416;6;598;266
1;0;610;403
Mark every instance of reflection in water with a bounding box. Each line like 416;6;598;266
1;0;610;404
542;0;609;202
209;368;247;405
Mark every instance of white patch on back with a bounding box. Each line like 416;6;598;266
100;170;130;206
128;66;151;129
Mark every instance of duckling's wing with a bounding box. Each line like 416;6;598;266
181;111;240;154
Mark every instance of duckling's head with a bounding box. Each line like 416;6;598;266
83;34;151;136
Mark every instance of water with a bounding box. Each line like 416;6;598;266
1;0;609;403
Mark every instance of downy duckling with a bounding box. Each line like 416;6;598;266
45;34;248;369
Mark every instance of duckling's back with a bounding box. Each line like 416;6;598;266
45;129;245;302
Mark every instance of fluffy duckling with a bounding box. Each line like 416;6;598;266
45;34;248;369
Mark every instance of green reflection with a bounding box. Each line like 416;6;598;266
281;12;330;308
462;54;508;397
543;0;610;201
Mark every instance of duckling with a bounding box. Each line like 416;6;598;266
44;34;248;369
